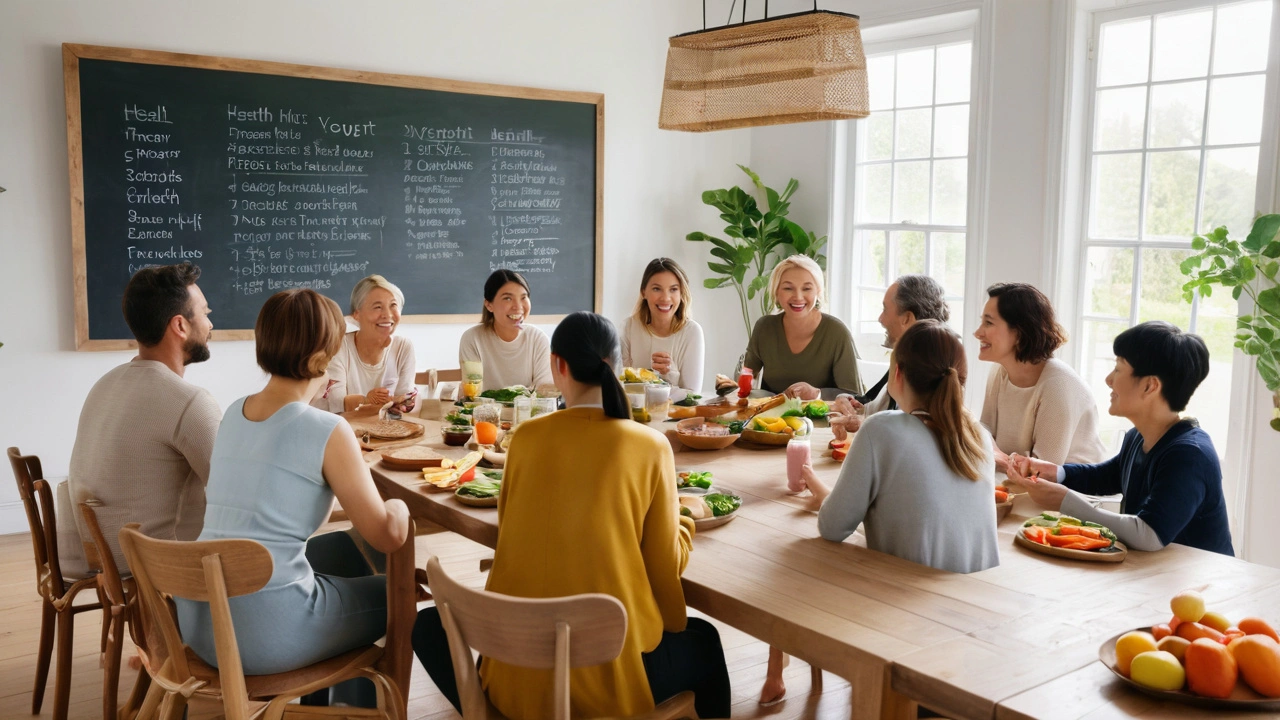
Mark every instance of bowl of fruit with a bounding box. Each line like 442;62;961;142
740;415;810;447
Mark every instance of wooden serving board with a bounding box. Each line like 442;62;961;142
1014;528;1127;563
379;444;446;471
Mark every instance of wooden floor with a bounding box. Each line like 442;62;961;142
0;529;859;719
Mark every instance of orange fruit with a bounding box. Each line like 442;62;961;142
1185;638;1238;699
1230;635;1280;697
1239;617;1280;643
474;421;498;445
1152;623;1173;641
1157;635;1191;663
1176;621;1226;644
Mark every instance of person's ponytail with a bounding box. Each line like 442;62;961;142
550;312;631;420
895;321;988;481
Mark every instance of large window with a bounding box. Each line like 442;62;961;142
850;40;973;358
1078;0;1274;451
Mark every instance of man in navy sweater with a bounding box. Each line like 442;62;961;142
1005;321;1233;556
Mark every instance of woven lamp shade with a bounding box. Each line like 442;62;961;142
659;10;869;132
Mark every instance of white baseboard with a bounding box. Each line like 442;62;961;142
0;501;29;536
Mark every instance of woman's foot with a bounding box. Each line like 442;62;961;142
759;647;790;706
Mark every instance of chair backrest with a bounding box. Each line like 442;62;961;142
9;447;69;601
416;368;463;400
118;525;274;720
425;555;628;720
80;503;143;644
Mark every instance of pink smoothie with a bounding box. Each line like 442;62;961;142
786;438;810;493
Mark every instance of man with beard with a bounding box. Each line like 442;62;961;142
62;262;221;576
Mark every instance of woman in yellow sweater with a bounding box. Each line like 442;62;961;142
411;311;731;718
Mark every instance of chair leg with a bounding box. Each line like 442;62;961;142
103;611;124;720
120;665;151;720
99;585;111;655
133;672;165;720
53;605;74;720
157;690;187;720
811;664;824;693
32;600;55;714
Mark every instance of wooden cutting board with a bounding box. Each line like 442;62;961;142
341;408;426;451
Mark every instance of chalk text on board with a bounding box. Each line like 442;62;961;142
317;116;376;138
124;104;171;123
124;127;170;142
226;105;273;122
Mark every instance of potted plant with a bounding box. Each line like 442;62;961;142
687;165;828;340
1179;214;1280;430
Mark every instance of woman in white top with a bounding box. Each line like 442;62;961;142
974;282;1105;470
620;258;705;394
313;275;417;414
458;270;553;392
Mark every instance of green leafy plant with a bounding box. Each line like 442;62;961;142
687;165;828;338
1179;214;1280;430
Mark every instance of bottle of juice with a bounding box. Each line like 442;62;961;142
737;367;753;399
786;435;811;493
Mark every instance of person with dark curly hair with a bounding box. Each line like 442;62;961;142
974;283;1105;471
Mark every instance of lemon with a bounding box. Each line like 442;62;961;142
1115;631;1158;676
1129;651;1185;691
1171;590;1206;623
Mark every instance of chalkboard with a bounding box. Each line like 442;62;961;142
64;44;603;350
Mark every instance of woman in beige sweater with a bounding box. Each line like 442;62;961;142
974;283;1105;470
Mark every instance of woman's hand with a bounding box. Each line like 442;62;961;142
828;412;862;441
992;446;1011;473
783;382;821;400
1005;453;1066;510
800;462;830;511
651;351;673;375
365;387;392;406
1006;453;1059;484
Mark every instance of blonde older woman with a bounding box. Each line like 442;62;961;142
743;255;863;400
312;275;417;413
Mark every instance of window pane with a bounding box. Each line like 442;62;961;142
935;43;972;104
1080;320;1131;451
858;164;892;223
1201;146;1260;234
933;104;969;157
868;55;895;111
1152;9;1212;81
929;232;966;297
1206;75;1266;145
932;159;968;226
860;111;894;162
1084;246;1135;318
1098;17;1151;87
1094;86;1148;151
1187;286;1236;451
891;230;925;276
1089;153;1143;239
1144;150;1201;240
896;48;935;107
1148;81;1206;148
1138;248;1194;329
895;108;932;159
860;230;887;286
892;161;930;224
859;289;884;336
1213;1;1274;75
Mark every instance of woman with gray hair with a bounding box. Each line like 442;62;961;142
312;274;418;413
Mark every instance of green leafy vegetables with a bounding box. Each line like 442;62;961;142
678;471;713;489
456;478;502;499
674;393;702;407
703;493;741;517
479;386;530;403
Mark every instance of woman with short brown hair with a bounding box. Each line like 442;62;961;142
177;289;410;707
974;282;1105;470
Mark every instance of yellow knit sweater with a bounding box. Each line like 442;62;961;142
480;406;694;718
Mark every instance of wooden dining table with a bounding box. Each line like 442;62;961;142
367;415;1280;720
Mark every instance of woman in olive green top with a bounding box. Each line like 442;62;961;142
744;255;863;399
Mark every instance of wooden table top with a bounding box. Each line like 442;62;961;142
367;415;1280;720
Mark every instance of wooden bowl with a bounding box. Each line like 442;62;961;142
996;498;1014;521
673;418;740;451
739;428;793;447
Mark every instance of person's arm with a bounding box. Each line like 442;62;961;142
640;444;692;633
619;318;634;368
1126;444;1215;548
829;323;864;397
322;421;409;553
1060;441;1130;497
743;317;766;375
324;345;352;413
1028;378;1091;465
458;327;483;380
172;390;222;484
675;322;704;394
392;338;417;412
1059;493;1166;551
816;422;880;542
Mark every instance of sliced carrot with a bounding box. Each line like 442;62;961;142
1057;525;1103;539
1044;534;1112;550
1023;527;1050;545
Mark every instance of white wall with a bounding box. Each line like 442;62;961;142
0;0;752;532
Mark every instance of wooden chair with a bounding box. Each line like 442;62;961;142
8;447;103;720
80;501;152;720
118;520;416;720
416;368;463;400
425;555;697;720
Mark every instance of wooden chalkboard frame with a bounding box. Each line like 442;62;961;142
64;43;605;351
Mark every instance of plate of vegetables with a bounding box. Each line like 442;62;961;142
676;470;715;494
479;386;532;403
453;471;502;508
1015;512;1127;562
678;486;742;530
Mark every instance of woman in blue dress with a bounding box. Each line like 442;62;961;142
176;288;411;706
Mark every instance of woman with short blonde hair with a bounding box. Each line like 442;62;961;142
620;258;705;393
743;255;862;399
312;274;417;414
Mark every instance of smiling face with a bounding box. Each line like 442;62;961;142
878;283;913;348
643;270;683;323
351;287;400;339
182;283;213;365
486;281;532;336
776;267;820;317
1105;356;1157;418
974;296;1017;364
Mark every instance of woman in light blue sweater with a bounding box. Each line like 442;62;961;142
805;319;999;572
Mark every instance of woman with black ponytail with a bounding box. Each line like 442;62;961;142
801;320;999;573
411;312;731;719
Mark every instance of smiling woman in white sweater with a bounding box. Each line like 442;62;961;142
619;258;705;394
458;269;553;392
